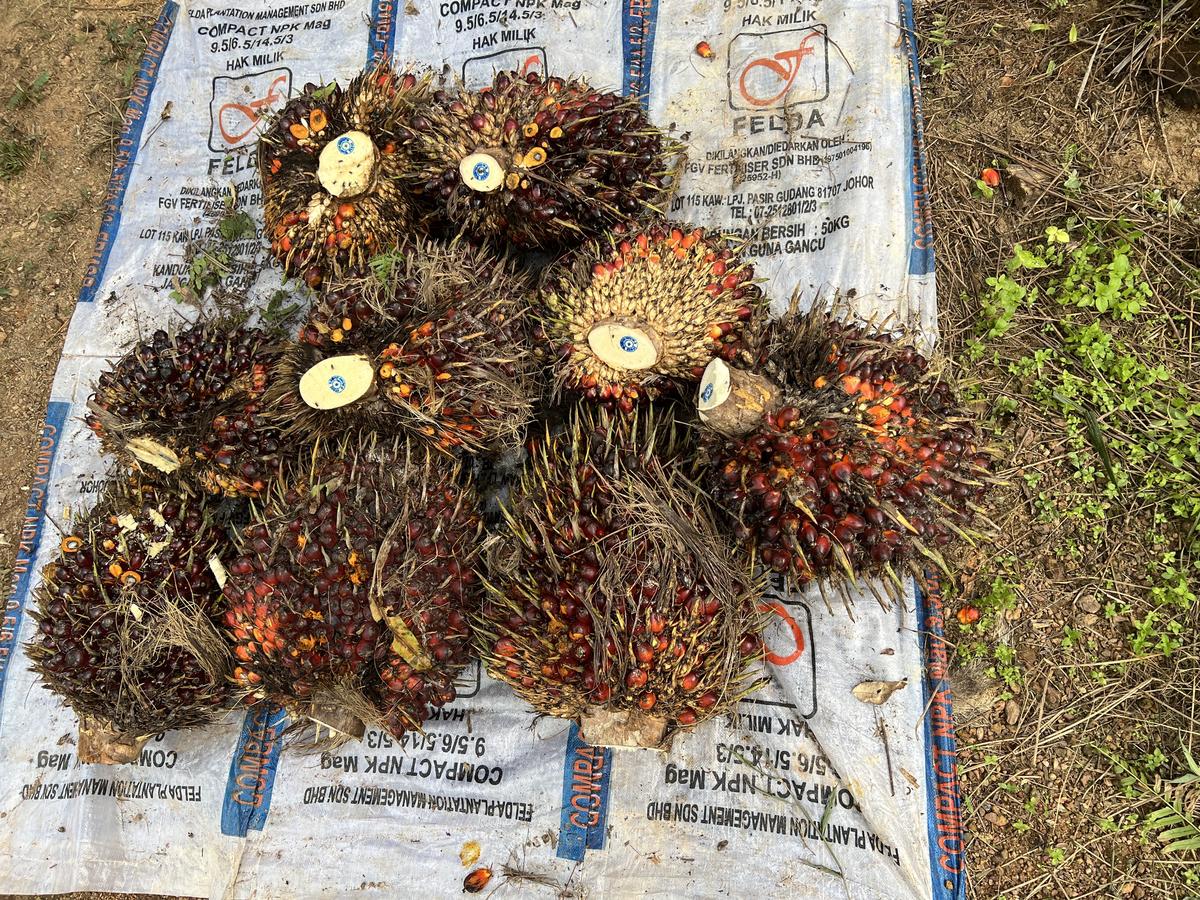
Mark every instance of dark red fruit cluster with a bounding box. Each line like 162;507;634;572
223;454;481;738
482;413;765;731
707;324;991;586
194;400;284;497
88;322;273;438
300;273;420;349
87;322;280;496
28;481;229;735
409;71;678;248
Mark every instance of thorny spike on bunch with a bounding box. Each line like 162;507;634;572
697;302;998;606
540;221;765;411
478;407;771;748
28;478;232;762
269;239;539;454
222;437;482;740
86;321;284;497
405;71;682;248
260;62;434;288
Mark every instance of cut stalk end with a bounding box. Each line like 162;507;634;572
580;706;668;749
317;130;377;198
587;319;662;371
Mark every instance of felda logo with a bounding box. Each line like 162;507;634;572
760;599;805;666
728;26;829;111
742;587;817;719
462;47;547;87
208;68;291;152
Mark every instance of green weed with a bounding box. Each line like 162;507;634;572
969;222;1198;658
0;139;36;179
7;73;50;109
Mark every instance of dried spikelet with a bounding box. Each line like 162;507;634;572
478;407;770;748
86;320;284;497
267;239;539;454
27;478;232;760
222;436;482;740
697;301;998;603
405;71;682;248
259;62;434;288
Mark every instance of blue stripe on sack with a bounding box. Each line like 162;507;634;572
220;703;288;837
0;402;71;729
556;723;613;861
898;0;935;277
368;0;399;67
915;576;966;900
77;1;177;304
622;0;660;106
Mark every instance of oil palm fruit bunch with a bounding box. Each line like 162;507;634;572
270;240;538;454
405;71;680;248
697;304;994;602
222;439;482;740
86;321;284;497
479;408;770;749
28;478;231;763
259;62;432;288
540;222;764;413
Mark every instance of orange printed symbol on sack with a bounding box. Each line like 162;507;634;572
219;73;289;145
737;31;821;108
758;599;805;666
519;53;542;76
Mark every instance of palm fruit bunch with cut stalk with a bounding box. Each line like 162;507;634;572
539;222;764;413
86;321;283;497
479;408;770;749
269;239;538;454
222;440;482;739
27;478;231;763
405;71;680;248
259;62;432;289
696;303;994;603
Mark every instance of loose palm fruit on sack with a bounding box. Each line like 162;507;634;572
269;239;538;454
696;303;996;603
479;407;770;749
28;479;232;763
86;321;284;498
539;221;764;412
222;439;482;741
260;62;433;288
404;71;681;248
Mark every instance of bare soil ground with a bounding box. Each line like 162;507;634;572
917;0;1200;897
0;1;1197;900
0;0;158;616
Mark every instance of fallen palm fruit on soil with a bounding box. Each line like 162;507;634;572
86;321;284;498
260;62;433;288
697;303;996;603
270;239;538;454
479;407;770;748
222;439;482;740
405;70;681;248
28;479;232;763
540;221;764;412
